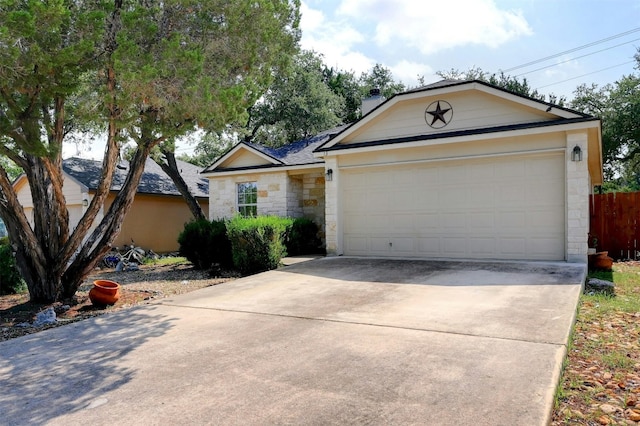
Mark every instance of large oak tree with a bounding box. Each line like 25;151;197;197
0;0;300;302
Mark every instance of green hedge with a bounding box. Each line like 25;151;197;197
0;237;26;295
226;215;293;275
178;219;232;270
285;217;323;256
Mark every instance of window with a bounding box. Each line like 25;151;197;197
237;182;257;216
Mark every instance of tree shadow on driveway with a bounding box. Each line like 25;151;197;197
0;305;175;425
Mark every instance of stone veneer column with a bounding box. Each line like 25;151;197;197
566;132;590;263
324;157;340;255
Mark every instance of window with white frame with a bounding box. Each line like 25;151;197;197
237;182;257;216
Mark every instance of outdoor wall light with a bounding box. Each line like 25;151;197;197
326;168;333;181
571;145;583;162
82;199;89;207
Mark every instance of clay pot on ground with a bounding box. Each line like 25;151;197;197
588;251;613;271
89;279;121;306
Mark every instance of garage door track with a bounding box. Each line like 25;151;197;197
0;257;585;425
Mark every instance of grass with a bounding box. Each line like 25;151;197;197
552;262;640;424
143;256;187;266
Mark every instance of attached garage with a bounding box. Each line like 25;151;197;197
341;152;565;260
316;80;603;263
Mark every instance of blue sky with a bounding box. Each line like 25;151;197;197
300;0;640;100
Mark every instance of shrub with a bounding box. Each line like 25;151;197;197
0;238;26;295
285;217;323;256
226;215;293;274
177;219;232;270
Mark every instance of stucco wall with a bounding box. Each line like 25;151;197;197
106;194;209;253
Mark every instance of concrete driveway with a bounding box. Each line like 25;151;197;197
0;257;584;426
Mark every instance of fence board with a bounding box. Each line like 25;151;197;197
590;192;640;259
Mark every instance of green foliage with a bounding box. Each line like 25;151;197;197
572;71;640;186
178;219;232;270
249;50;345;147
436;67;565;105
359;63;406;100
285;217;323;256
226;215;293;274
0;237;25;295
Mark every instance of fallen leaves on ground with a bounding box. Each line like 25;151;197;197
552;263;640;425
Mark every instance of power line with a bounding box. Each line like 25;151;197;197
502;26;640;73
535;60;635;90
515;37;640;77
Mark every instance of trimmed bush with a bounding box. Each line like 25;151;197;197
285;217;323;256
226;215;293;275
0;237;26;295
178;219;232;270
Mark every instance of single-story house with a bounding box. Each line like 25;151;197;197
202;79;603;263
14;157;209;252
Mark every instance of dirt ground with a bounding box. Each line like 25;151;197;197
0;261;235;342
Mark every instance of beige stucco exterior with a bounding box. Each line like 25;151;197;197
13;175;208;253
106;193;208;252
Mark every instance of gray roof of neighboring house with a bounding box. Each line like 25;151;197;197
63;157;208;198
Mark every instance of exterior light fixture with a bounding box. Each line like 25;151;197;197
571;145;583;162
82;199;89;207
326;168;333;181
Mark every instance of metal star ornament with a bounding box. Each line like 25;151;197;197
425;100;453;129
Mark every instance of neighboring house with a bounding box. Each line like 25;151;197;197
13;157;209;252
202;79;603;263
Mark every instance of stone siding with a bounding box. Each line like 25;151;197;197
566;132;590;263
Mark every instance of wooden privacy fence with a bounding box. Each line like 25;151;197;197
590;192;640;260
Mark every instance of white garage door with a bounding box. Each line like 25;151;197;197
342;153;565;261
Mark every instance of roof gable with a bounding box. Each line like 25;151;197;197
202;125;347;174
317;80;590;152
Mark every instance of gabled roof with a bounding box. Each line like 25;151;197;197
63;157;208;198
201;125;348;173
314;79;596;153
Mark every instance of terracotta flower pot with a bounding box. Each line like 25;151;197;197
89;279;121;306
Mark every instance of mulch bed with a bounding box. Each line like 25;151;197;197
0;262;234;342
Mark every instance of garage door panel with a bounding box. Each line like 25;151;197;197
342;153;565;261
469;212;495;229
498;210;527;229
469;237;496;256
416;237;441;254
442;237;467;255
498;238;527;256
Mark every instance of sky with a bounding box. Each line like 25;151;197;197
300;0;640;100
68;0;640;159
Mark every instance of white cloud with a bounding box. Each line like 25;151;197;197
336;0;532;54
300;1;374;74
390;60;435;87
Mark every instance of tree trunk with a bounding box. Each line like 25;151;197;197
154;149;206;221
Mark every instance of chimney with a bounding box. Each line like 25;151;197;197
361;88;385;116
